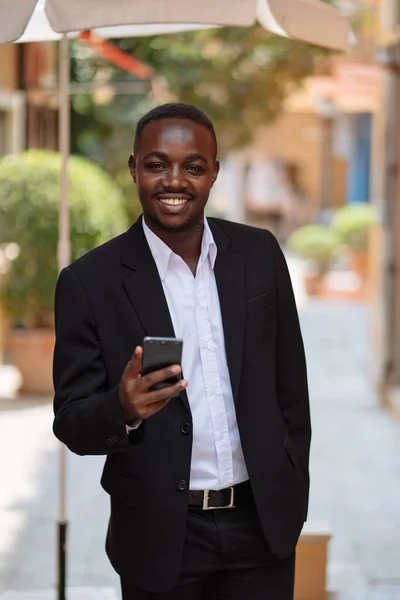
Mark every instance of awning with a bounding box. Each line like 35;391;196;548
1;0;351;51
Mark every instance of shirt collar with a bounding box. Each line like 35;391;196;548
142;216;217;281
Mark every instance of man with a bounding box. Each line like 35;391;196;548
53;103;311;600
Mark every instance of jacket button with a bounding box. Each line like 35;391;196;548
177;479;189;491
181;422;191;435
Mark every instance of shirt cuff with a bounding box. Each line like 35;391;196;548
126;419;143;433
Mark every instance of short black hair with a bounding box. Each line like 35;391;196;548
134;102;217;159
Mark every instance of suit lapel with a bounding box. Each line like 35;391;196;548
120;219;190;412
121;219;175;338
209;220;246;403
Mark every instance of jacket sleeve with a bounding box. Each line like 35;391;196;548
53;266;144;456
268;231;311;506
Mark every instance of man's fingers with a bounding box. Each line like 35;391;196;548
141;364;181;389
143;378;188;405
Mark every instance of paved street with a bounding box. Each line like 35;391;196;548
304;303;400;600
0;267;399;599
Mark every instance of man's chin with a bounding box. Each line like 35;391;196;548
149;213;203;233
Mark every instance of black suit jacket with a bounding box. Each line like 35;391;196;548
53;217;311;593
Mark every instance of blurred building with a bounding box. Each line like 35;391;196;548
369;0;400;397
0;44;24;155
0;41;58;157
243;0;380;232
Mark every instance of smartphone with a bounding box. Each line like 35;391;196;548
141;336;183;392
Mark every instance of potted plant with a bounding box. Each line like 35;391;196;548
287;224;341;296
0;150;128;395
332;202;375;280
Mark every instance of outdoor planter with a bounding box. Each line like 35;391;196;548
304;274;324;297
7;329;55;395
349;250;368;281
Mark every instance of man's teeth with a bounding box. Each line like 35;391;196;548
159;198;188;206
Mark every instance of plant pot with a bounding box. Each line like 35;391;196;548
7;328;55;395
304;274;323;297
0;301;10;365
350;251;368;281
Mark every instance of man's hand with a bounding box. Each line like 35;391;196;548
119;346;188;424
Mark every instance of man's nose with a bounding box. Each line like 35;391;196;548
161;164;188;189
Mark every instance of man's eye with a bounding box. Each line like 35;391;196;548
145;163;165;171
187;165;204;172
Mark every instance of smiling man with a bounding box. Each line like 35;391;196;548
53;103;311;600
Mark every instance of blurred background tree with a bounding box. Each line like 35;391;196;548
70;26;327;221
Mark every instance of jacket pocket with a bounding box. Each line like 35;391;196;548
245;291;272;315
101;467;140;507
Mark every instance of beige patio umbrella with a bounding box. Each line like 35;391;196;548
0;1;351;598
3;0;352;49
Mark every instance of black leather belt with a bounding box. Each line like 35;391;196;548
188;480;252;510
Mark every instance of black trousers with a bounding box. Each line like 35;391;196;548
120;496;295;600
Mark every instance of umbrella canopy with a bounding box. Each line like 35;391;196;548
6;1;220;43
1;0;351;50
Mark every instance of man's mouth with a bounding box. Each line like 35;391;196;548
159;198;188;206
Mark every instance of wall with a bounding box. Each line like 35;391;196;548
249;111;347;218
0;44;18;91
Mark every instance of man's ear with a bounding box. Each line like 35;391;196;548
211;160;220;187
128;154;136;183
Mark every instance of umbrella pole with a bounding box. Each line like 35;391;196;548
57;33;71;600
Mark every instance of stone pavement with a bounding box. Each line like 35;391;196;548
0;262;400;599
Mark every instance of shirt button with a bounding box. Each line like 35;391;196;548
181;423;192;435
177;479;189;491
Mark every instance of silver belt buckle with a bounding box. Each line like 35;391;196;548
202;487;235;510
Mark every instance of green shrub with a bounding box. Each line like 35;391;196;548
0;150;129;328
115;167;143;224
287;224;341;275
332;202;375;252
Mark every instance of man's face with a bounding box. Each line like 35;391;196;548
129;118;219;232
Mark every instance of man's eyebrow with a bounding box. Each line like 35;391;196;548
186;153;208;164
143;151;169;161
142;151;209;164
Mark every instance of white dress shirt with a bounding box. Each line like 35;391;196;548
142;217;249;491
